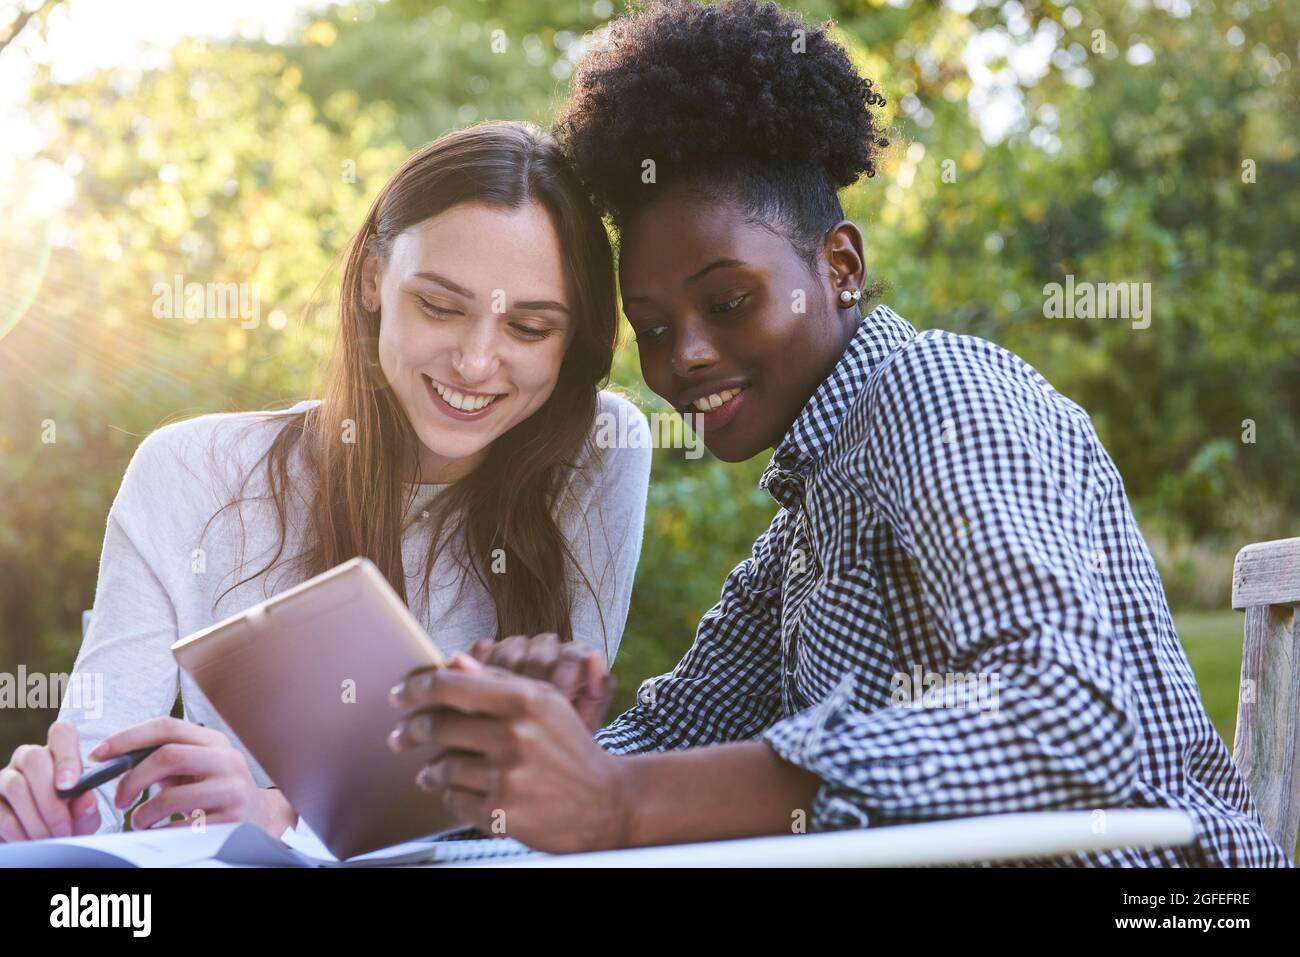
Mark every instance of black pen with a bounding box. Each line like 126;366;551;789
55;746;161;800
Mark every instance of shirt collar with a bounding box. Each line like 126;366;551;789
759;304;917;509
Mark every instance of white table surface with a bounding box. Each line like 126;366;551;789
432;809;1196;868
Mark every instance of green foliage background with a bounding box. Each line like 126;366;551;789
1;0;1297;760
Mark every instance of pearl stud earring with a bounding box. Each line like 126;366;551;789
839;289;861;304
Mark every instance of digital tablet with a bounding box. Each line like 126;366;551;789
171;556;460;859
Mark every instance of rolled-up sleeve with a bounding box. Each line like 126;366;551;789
760;337;1137;830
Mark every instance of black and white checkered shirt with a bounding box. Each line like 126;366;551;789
597;304;1291;867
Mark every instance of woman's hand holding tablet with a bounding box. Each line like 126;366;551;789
386;653;629;853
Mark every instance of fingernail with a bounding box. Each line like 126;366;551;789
81;801;98;817
88;744;104;759
389;683;403;700
57;771;75;788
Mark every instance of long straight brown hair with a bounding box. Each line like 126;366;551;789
204;122;618;645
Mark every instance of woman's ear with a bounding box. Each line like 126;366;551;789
822;220;866;305
360;246;381;312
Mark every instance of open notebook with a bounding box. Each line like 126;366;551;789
0;820;538;868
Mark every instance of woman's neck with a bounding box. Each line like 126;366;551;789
410;444;487;485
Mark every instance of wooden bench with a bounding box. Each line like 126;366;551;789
1232;536;1300;853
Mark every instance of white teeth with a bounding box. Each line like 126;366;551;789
692;387;743;412
431;379;497;412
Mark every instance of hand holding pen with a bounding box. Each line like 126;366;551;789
1;717;296;843
0;720;102;841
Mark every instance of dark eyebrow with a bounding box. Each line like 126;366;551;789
513;300;570;315
685;258;748;286
623;258;750;305
413;271;473;298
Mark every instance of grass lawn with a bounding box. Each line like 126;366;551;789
1172;609;1246;751
1175;609;1300;861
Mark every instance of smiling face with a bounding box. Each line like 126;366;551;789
367;201;572;483
618;187;865;462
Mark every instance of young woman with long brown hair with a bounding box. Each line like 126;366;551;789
0;121;650;843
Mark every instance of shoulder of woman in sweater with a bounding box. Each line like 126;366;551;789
569;389;653;499
112;399;319;524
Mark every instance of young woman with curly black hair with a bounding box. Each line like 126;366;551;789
387;1;1289;866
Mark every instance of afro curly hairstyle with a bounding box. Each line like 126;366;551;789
555;0;890;271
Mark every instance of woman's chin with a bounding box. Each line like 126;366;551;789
413;427;495;479
704;433;761;463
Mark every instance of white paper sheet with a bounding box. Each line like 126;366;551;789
0;820;538;867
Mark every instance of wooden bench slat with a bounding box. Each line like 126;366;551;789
1232;537;1300;610
1233;603;1300;853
